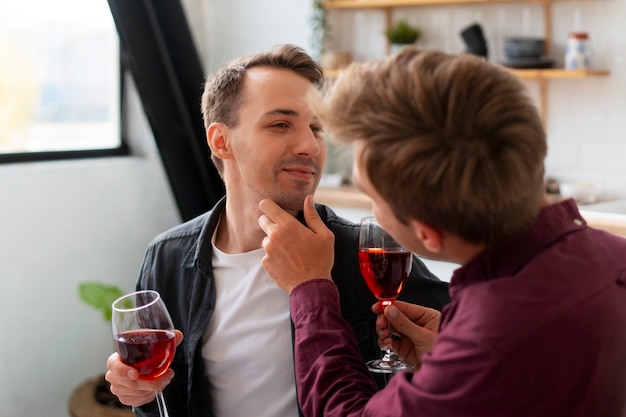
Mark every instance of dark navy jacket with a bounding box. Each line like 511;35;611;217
133;197;450;417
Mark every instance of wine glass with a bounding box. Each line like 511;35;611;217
358;216;414;373
112;290;176;417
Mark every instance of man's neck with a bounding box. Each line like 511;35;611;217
213;198;267;254
215;197;301;254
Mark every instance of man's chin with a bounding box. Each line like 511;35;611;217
267;181;319;211
277;200;305;213
271;194;309;213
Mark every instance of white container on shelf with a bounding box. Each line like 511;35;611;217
565;32;591;70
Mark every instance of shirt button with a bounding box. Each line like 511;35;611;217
573;218;584;226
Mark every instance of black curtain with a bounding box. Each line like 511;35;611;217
108;0;225;221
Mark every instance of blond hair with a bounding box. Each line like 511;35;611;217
319;48;547;244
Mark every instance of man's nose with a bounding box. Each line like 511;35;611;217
294;128;321;157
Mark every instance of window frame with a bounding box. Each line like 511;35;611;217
0;62;129;164
0;6;129;164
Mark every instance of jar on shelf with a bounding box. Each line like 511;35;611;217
565;32;590;70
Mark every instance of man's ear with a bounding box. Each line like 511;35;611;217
410;219;443;254
207;122;231;159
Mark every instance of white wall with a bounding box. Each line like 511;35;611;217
325;0;626;200
187;0;315;72
0;78;181;416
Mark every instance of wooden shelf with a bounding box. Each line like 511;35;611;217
324;0;553;56
509;69;609;126
324;67;609;127
324;0;548;8
315;186;373;210
325;67;609;80
509;68;609;79
580;211;626;237
322;0;610;127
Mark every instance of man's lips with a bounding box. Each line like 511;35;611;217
282;166;317;180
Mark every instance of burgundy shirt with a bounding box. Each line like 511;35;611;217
290;199;626;416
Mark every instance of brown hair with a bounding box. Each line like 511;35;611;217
201;44;324;173
319;48;547;244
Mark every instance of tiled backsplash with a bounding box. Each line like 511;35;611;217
327;0;626;200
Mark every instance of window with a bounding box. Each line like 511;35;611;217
0;0;124;162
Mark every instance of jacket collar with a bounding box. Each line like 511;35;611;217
183;197;330;276
182;197;226;274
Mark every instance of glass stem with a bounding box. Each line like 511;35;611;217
155;390;170;417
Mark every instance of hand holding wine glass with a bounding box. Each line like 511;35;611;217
112;290;176;417
358;216;414;373
373;299;441;367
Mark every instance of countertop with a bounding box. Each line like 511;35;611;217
314;186;626;237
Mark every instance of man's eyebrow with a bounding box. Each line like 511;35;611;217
263;108;299;117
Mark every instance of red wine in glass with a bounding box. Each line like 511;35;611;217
112;290;175;417
358;248;411;305
359;216;414;373
115;329;176;380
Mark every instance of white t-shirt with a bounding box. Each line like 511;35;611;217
201;242;298;417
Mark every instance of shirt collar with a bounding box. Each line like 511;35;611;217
449;199;586;298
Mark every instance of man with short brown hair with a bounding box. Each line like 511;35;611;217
105;44;450;417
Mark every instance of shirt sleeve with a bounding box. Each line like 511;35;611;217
290;279;384;417
289;280;512;417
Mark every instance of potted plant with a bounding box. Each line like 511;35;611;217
311;0;331;61
312;0;353;71
384;19;421;53
69;282;133;417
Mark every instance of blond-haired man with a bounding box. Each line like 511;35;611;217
259;48;626;417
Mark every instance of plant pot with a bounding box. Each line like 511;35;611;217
389;43;414;54
69;374;134;417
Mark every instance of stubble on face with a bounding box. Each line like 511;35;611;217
266;158;322;212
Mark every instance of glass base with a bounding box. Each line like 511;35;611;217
366;352;415;374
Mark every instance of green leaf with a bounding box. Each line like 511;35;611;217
384;20;421;44
78;282;124;322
